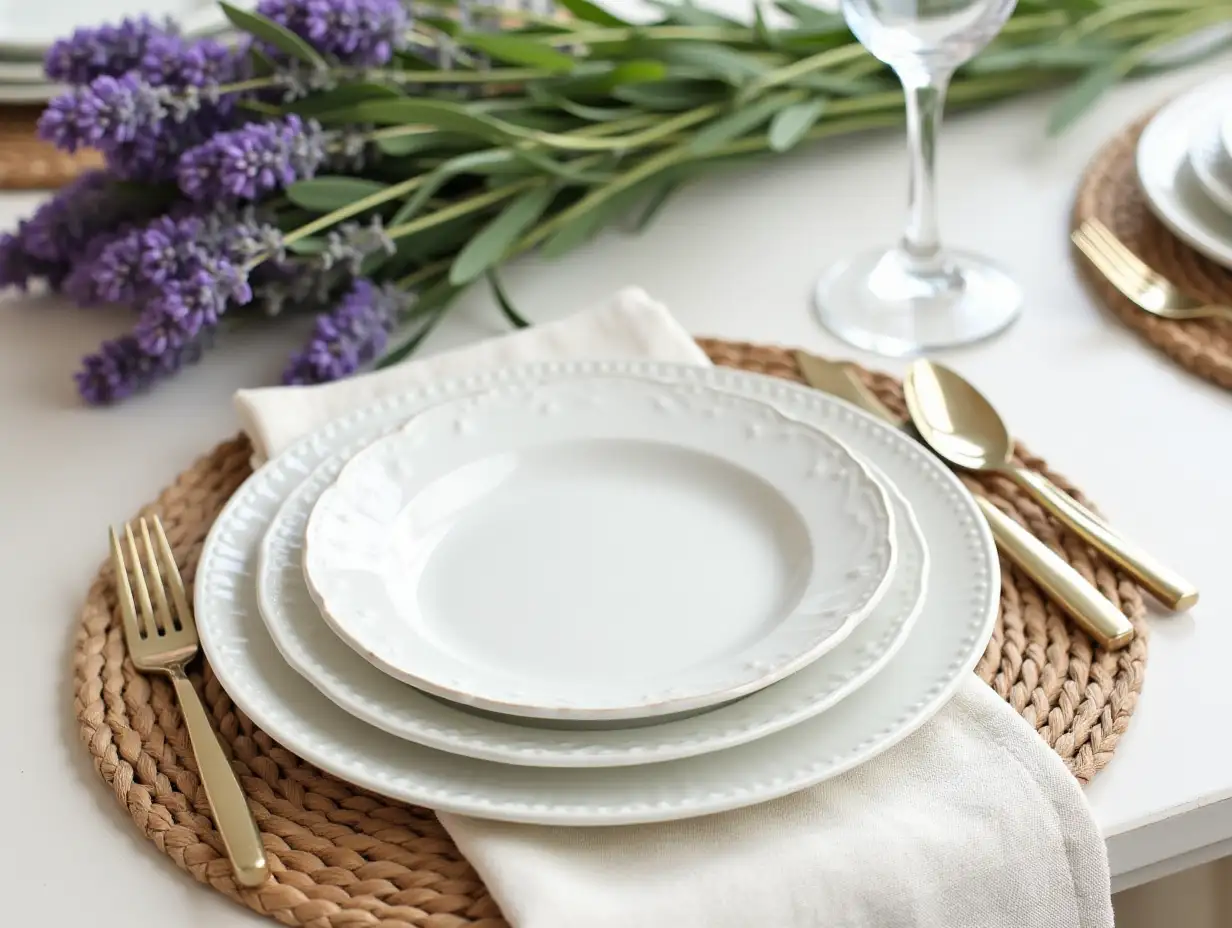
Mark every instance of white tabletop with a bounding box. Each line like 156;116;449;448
3;57;1231;921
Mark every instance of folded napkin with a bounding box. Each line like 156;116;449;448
235;287;1113;928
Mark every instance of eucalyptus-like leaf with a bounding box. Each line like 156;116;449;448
754;2;779;48
557;0;630;27
1047;63;1117;135
631;178;680;231
288;176;390;211
487;271;532;328
646;0;742;27
286;83;404;116
246;43;279;78
352;99;520;144
614;78;725;110
284;237;328;255
451;185;557;283
768;98;825;151
461;32;578;70
549;59;671;98
969;42;1118;73
543;94;643;122
374;130;475;157
793;71;886;95
773;0;845;28
219;1;326;68
689;92;796;153
652;42;769;85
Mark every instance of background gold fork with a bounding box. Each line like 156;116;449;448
1072;218;1232;323
110;516;268;888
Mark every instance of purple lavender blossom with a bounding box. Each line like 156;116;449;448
176;115;326;202
282;279;409;384
139;33;240;88
43;16;176;85
38;74;168;153
258;0;409;66
75;333;207;405
0;170;162;293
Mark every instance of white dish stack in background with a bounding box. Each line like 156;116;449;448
195;360;1001;825
1137;76;1232;268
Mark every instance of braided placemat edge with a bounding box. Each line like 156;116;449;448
72;340;1148;927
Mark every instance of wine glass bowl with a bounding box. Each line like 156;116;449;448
813;0;1023;357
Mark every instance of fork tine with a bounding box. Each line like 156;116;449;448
1080;219;1160;285
151;516;189;632
109;527;146;643
124;522;158;637
139;518;174;636
1072;230;1148;299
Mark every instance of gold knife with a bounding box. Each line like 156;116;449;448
795;351;1134;651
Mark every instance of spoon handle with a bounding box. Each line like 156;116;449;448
976;497;1133;650
1007;465;1198;611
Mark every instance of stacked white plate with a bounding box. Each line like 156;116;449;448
196;361;999;825
0;1;251;103
1137;75;1232;268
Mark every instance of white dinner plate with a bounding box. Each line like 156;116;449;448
1137;76;1232;269
0;1;248;57
0;82;62;102
302;377;896;721
1190;114;1232;216
258;444;927;767
196;360;998;826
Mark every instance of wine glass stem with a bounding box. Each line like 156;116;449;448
899;71;952;274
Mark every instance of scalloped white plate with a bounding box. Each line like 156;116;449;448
258;445;926;766
195;361;998;826
302;377;896;721
1189;113;1232;216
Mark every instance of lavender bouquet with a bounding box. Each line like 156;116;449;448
3;0;1229;404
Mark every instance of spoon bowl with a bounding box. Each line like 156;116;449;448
902;362;1013;473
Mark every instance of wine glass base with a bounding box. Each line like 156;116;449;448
813;247;1022;357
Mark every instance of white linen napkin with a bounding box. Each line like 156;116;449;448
235;287;1113;928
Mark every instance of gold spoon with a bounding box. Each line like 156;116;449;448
903;360;1198;611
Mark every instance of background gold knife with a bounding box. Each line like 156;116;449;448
794;351;1134;651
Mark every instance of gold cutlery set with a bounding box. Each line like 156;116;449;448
796;352;1197;653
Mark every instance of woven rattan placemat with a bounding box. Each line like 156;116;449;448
1072;109;1232;389
72;340;1147;925
0;105;101;189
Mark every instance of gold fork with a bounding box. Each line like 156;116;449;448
1072;218;1232;323
110;516;268;888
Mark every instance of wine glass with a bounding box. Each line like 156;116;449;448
814;0;1022;357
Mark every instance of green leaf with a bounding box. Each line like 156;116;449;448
460;33;577;71
246;43;279;78
284;238;328;255
646;0;740;27
548;96;642;122
538;183;653;259
773;0;845;27
768;98;826;151
451;185;557;284
487;271;532;328
1047;63;1117;135
653;42;768;85
285;82;403;116
287;176;390;212
550;60;670;97
374;130;475;156
753;2;778;48
377;302;453;369
613;78;724;110
219;1;326;68
556;0;629;27
631;178;680;232
969;42;1117;73
689;93;794;153
351;99;520;144
419;14;461;36
793;71;886;95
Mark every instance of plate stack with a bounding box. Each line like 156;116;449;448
1138;75;1232;270
0;1;249;103
196;361;1000;825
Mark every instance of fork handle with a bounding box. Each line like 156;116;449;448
1005;465;1198;612
170;667;269;887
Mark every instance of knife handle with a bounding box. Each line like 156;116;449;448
1007;465;1197;612
975;495;1134;651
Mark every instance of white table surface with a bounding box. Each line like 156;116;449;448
3;55;1232;920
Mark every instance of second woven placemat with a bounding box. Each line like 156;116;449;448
72;341;1147;927
1072;108;1232;389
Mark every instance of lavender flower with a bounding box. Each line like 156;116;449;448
139;33;240;88
75;333;208;405
258;0;409;66
38;74;168;154
320;216;395;274
0;170;161;292
282;278;410;384
176;115;326;201
43;16;176;85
